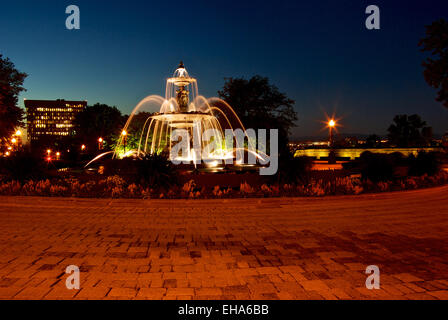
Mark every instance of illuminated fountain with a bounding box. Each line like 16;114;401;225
111;62;264;166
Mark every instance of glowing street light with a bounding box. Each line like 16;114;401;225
56;152;61;160
47;149;51;155
98;137;104;150
327;119;337;148
12;130;22;151
122;130;128;153
81;144;86;151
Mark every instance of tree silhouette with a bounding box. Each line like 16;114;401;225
387;114;430;147
0;54;27;150
218;75;297;154
73;103;126;152
419;18;448;108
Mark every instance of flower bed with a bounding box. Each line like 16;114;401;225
1;171;447;199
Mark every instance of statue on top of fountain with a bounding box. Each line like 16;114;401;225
176;85;189;112
175;61;190;112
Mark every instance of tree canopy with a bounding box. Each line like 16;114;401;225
387;114;431;147
73;103;126;152
218;75;297;152
419;18;448;108
0;54;27;146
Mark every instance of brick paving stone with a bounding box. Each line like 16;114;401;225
0;186;447;300
299;280;331;292
427;290;448;300
14;287;52;299
392;273;424;283
136;288;166;299
76;287;111;299
107;288;138;298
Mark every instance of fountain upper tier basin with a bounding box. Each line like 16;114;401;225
151;112;215;123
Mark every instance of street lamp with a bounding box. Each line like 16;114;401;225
327;119;337;164
56;152;61;160
328;119;336;147
121;130;127;154
98;137;104;151
81;144;86;151
13;130;22;150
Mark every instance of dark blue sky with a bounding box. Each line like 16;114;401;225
1;0;447;138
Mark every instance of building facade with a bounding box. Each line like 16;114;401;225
25;99;87;149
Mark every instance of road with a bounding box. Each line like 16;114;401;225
0;186;447;300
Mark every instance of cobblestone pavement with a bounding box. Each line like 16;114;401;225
0;186;448;300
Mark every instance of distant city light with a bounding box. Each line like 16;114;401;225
47;149;51;155
15;130;22;136
329;119;336;128
11;138;17;144
81;145;86;151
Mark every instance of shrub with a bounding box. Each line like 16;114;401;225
345;151;443;182
240;182;255;194
127;183;140;197
136;154;178;188
212;185;222;197
182;180;196;197
0;150;49;182
359;152;395;182
273;155;313;184
408;151;441;176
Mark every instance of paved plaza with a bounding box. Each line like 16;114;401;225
0;186;448;300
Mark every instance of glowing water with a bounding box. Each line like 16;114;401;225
114;63;261;165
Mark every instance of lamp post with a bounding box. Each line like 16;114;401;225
98;137;103;151
328;119;336;164
122;130;127;154
11;138;17;152
328;119;336;147
14;130;22;150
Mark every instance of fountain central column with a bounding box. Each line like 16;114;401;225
176;85;189;112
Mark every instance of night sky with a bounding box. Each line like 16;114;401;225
1;0;447;139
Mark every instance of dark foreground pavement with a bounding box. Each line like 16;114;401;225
0;186;448;300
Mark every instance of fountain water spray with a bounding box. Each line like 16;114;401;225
101;62;278;174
